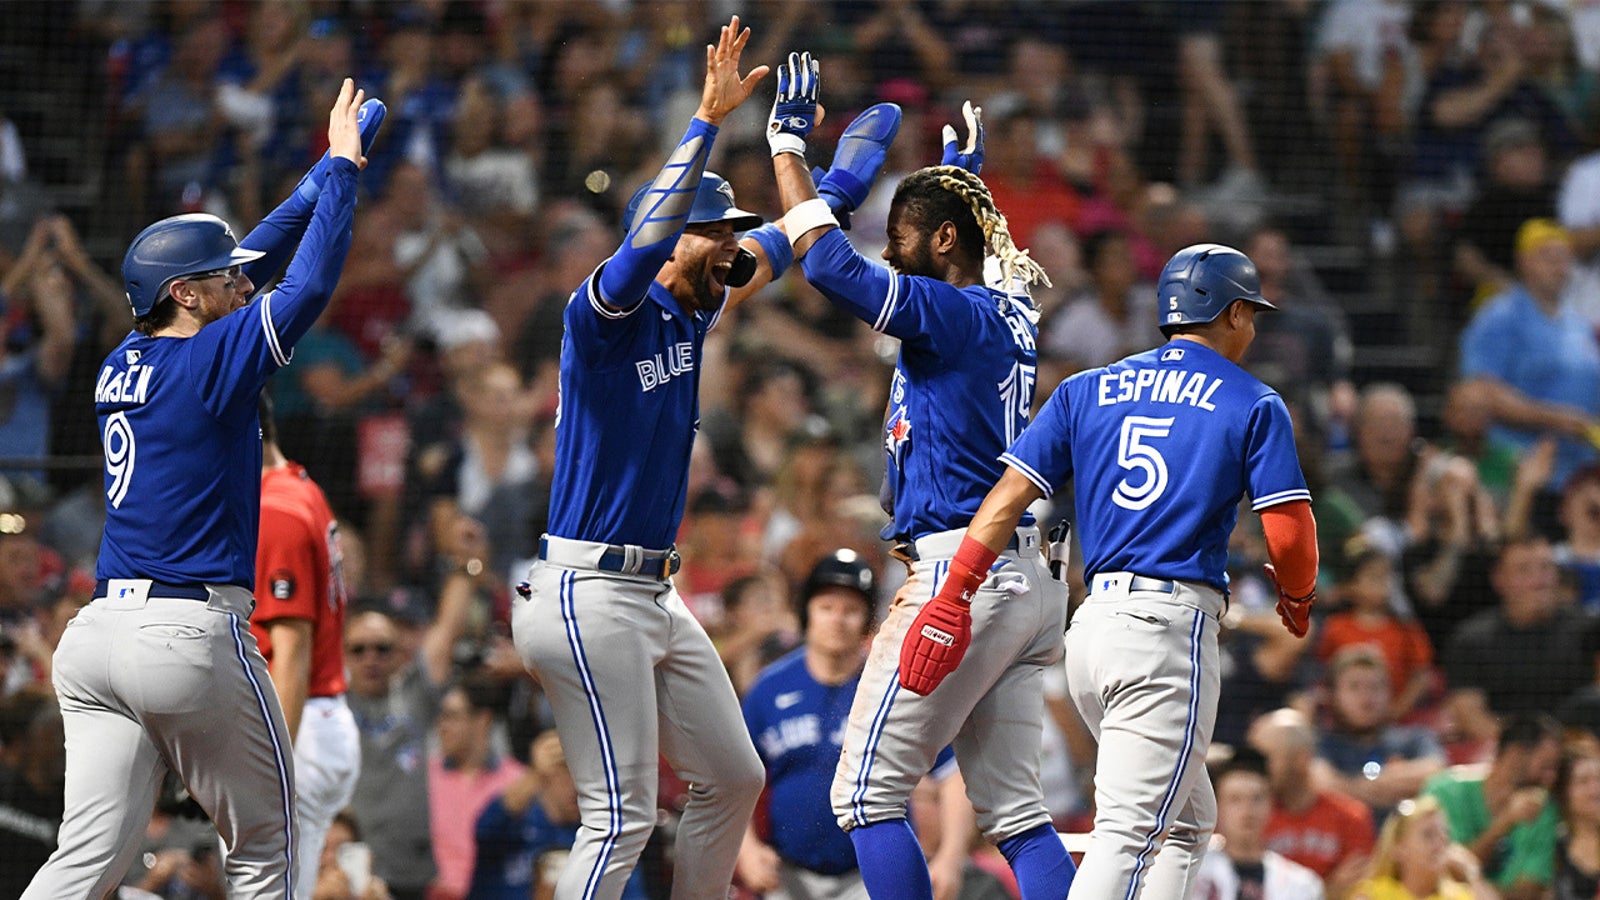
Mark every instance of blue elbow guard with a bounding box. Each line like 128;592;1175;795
816;102;902;219
746;223;792;279
293;98;386;204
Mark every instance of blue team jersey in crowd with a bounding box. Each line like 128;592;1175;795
545;270;720;550
95;162;359;588
743;648;955;875
1003;341;1308;590
800;230;1037;540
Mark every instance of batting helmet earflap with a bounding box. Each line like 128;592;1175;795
621;171;763;236
123;214;265;317
799;549;877;633
1155;243;1276;333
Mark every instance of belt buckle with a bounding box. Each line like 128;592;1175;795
889;542;917;566
662;549;682;580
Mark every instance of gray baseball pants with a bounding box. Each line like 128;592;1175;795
25;581;297;899
514;540;764;900
1064;573;1224;900
831;526;1067;843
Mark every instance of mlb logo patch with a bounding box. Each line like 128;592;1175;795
1161;347;1186;362
125;349;141;365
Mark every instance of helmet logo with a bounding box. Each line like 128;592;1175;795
1167;312;1182;323
717;181;735;203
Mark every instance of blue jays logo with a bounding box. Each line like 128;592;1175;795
885;406;911;462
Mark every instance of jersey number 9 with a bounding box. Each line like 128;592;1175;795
104;412;137;509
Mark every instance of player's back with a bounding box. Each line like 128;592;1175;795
1037;341;1305;589
886;282;1038;539
95;326;267;587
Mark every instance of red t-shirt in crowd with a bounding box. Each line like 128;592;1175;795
1316;611;1434;700
251;463;348;699
1264;789;1376;878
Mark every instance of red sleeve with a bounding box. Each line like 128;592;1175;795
1405;620;1435;670
1345;797;1377;856
1315;615;1344;662
1259;499;1318;597
253;503;318;623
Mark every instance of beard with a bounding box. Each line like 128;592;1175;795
890;240;938;279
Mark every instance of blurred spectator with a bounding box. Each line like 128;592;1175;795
1454;119;1559;307
1556;126;1600;330
1350;795;1496;900
0;690;63;897
1318;542;1435;725
703;360;815;494
1401;448;1500;653
346;560;480;900
1326;384;1422;553
1314;646;1447;816
311;810;393;900
1439;379;1523;503
1192;747;1324;900
1552;461;1600;609
124;16;229;218
1240;224;1356;439
444;75;539;261
973;105;1081;252
510;203;612;405
675;483;762;618
1040;229;1161;373
373;161;491;339
1313;0;1412;207
1250;708;1376;899
716;571;797;698
1553;744;1600;900
427;675;526;900
0;219;80;494
1460;220;1600;486
1173;0;1261;196
1422;713;1563;899
470;729;646;900
1443;535;1594;716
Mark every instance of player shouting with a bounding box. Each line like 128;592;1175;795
26;79;377;900
904;243;1318;899
767;51;1077;898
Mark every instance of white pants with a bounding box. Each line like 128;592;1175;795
292;696;360;898
26;583;297;900
1064;574;1224;900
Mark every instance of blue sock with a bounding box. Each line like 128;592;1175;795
850;819;933;900
997;823;1077;899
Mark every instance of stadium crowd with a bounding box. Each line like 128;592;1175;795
13;0;1600;897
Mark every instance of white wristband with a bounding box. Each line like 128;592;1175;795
782;198;838;246
768;133;807;158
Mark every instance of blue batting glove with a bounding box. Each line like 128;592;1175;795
940;100;984;174
817;102;902;227
768;51;820;158
294;97;387;203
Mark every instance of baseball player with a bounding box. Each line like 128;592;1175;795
739;551;964;900
252;393;358;898
24;79;376;900
765;52;1076;899
902;244;1319;899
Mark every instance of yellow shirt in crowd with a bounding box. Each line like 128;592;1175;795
1351;875;1473;900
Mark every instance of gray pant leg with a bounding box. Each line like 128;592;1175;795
1064;599;1219;900
24;612;165;900
153;592;298;899
778;864;870;900
515;564;664;900
654;590;765;900
1138;764;1217;900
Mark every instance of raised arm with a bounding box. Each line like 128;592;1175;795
595;17;767;310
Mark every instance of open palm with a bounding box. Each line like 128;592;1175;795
696;15;769;126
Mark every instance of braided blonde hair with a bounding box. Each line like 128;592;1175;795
920;165;1052;289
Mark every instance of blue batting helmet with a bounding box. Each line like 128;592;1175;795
621;172;763;235
122;214;265;317
1155;243;1276;332
799;549;877;634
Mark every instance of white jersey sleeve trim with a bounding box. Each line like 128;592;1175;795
1251;488;1312;511
259;292;291;367
872;272;901;333
1000;452;1054;498
589;268;641;320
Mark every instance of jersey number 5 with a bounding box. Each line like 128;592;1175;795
104;412;136;509
1113;415;1173;511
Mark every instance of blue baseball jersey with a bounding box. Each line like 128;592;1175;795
800;230;1037;539
1003;341;1308;590
95;162;360;587
545;272;719;550
743;648;954;874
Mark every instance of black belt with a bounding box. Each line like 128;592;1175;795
538;537;682;580
94;579;210;601
1088;573;1179;594
892;532;1021;563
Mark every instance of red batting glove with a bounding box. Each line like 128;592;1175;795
899;594;972;695
1264;563;1314;638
